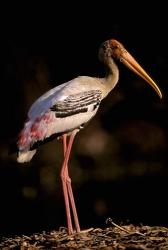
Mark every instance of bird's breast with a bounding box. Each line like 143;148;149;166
53;107;98;134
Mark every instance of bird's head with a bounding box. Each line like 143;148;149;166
99;39;162;99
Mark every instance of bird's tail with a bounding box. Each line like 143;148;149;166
17;149;37;163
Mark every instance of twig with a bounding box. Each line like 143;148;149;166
106;218;145;236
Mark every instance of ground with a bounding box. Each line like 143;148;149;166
1;220;168;249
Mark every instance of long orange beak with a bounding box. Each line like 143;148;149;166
109;39;162;98
121;50;162;99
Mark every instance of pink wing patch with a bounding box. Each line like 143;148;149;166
18;112;56;151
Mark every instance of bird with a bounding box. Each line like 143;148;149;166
17;39;162;235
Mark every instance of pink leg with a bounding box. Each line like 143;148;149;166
62;134;80;233
60;135;73;234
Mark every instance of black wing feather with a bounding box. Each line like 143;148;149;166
50;90;102;118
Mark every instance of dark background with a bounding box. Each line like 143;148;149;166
0;6;168;238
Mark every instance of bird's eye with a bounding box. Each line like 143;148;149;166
111;45;119;50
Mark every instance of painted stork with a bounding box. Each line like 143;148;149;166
17;39;162;234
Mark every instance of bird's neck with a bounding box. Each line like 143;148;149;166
101;57;119;98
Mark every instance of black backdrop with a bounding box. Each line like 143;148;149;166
0;7;168;237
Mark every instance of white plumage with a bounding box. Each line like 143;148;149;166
28;76;106;119
17;76;104;163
